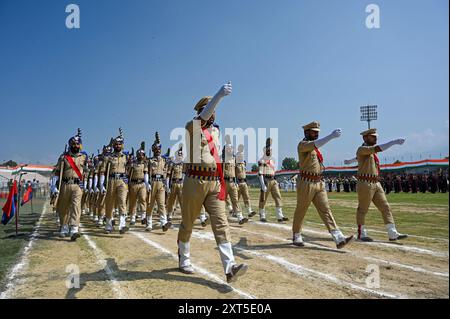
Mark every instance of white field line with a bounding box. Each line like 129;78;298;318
132;232;256;299
252;221;449;259
80;224;126;299
305;221;449;243
190;230;406;299
235;227;449;279
0;203;48;299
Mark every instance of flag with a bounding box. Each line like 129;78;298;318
21;184;33;206
2;180;18;225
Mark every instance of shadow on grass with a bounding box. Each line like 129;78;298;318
65;258;235;299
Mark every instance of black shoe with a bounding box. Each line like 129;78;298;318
337;235;354;249
358;236;374;242
238;218;248;225
119;227;129;234
277;217;289;223
260;218;267;223
248;211;257;218
162;221;172;232
226;264;248;283
201;221;207;227
389;234;408;241
70;233;80;241
141;218;147;225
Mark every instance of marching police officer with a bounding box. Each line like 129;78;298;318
100;129;129;234
292;121;353;248
355;128;408;242
51;129;87;241
145;132;172;231
258;138;288;223
177;82;248;283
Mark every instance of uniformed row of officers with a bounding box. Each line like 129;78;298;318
50;82;408;283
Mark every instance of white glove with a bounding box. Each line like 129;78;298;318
144;173;152;192
199;82;232;120
51;185;59;195
379;138;406;151
165;178;171;193
258;175;267;192
344;157;357;165
314;128;342;148
100;175;106;194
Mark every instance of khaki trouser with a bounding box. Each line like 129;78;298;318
167;182;183;214
105;179;128;219
226;181;241;213
146;180;167;219
356;181;395;225
237;182;251;208
56;183;83;227
90;192;97;215
259;179;282;209
81;191;89;211
96;192;106;217
128;183;147;215
178;177;231;245
292;180;338;233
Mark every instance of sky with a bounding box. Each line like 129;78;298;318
0;0;448;168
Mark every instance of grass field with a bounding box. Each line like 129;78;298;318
0;191;448;299
0;199;46;291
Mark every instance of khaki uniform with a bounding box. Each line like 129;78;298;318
127;160;148;217
81;168;90;213
178;120;231;245
146;156;168;224
55;152;87;228
356;145;394;225
258;157;282;209
167;161;185;217
235;161;253;214
101;152;128;219
223;156;246;222
292;140;338;233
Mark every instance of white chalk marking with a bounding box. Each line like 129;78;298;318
132;232;256;299
0;203;48;299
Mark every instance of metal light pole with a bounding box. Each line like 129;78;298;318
360;105;378;129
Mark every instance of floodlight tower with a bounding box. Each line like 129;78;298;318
360;105;378;129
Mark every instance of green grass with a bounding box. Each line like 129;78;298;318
0;199;45;292
247;188;449;239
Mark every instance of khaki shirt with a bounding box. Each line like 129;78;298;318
128;160;148;180
169;162;185;180
185;120;220;170
100;152;127;175
149;156;167;177
235;162;247;179
357;145;379;176
223;157;236;178
258;157;276;176
298;140;322;174
55;152;87;179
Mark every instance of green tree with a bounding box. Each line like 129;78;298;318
0;160;18;167
281;157;299;170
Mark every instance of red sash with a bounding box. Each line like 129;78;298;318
314;147;324;164
64;154;83;181
373;153;380;175
202;127;226;201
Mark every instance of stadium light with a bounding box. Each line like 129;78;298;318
360;105;378;129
